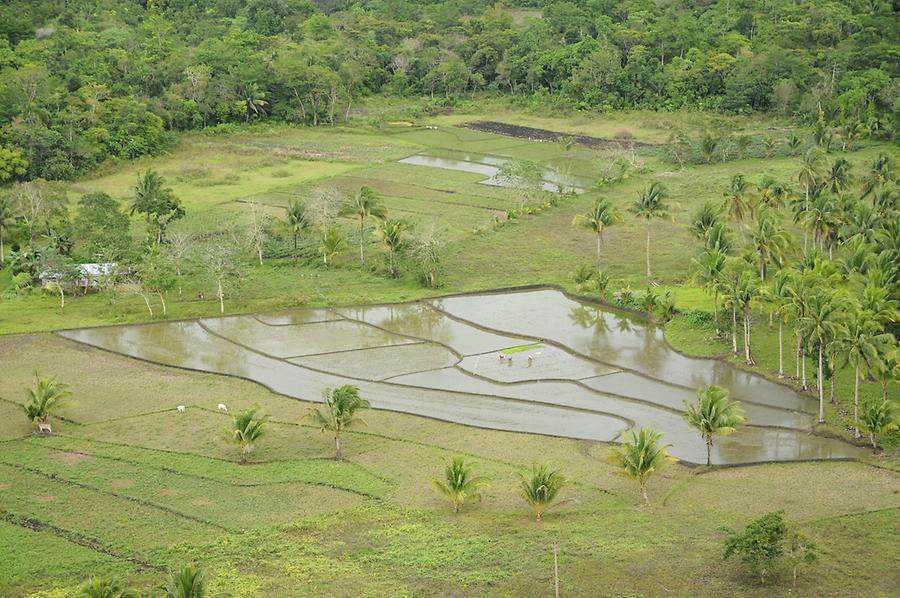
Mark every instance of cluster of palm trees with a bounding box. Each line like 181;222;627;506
690;150;897;436
573;181;675;278
286;186;407;276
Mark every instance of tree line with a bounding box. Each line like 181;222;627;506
573;150;898;442
0;0;897;181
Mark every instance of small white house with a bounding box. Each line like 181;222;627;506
40;263;117;289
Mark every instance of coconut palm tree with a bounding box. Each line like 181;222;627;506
770;269;797;378
227;407;267;463
761;135;777;158
303;384;369;459
0;195;16;264
801;192;839;256
734;267;762;365
839;309;892;438
753;177;788;212
700;134;718;163
157;565;207;598
376;219;407;277
432;456;490;513
285;200;311;250
704;221;734;254
693;248;727;337
748;208;794;281
572;197;621;271
786;132;803;156
722;174;751;227
796;149;824;253
688;201;722;241
22;372;71;431
608;427;674;506
340;186;387;264
859;399;898;451
319;227;346;266
520;463;566;521
840;121;863;151
683;385;748;466
78;577;138;598
861;153;895;199
824;158;853;195
799;289;848;423
629;182;673;279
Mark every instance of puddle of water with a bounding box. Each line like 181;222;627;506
398;153;587;194
58;289;866;465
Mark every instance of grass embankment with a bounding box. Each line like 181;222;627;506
1;334;898;596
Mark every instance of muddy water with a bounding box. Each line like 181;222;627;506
398;153;587;194
57;289;865;464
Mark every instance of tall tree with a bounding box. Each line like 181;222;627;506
340;186;386;264
572;197;621;271
693;248;727;337
285;200;311;250
376;219;407;277
839;309;891;438
608;427;674;506
748;207;793;281
629;182;673;279
129;170;185;245
303;385;370;459
683;385;747;466
800;288;847;423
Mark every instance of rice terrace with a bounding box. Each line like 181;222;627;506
1;1;899;597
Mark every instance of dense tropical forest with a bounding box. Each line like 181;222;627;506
0;0;897;180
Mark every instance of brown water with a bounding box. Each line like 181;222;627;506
58;289;865;464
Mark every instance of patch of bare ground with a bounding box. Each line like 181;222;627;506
51;451;92;465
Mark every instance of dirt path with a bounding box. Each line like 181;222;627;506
461;121;656;149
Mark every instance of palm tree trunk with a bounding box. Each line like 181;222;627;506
217;280;224;314
596;232;601;271
744;308;754;365
359;218;365;264
706;435;712;466
293;233;298;251
778;319;784;378
641;483;649;506
334;433;342;459
645;222;652;278
731;305;738;354
853;362;860;439
58;286;65;313
157;291;167;316
817;341;825;423
714;289;720;337
142;292;154;317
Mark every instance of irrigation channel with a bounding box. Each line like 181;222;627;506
58;288;865;465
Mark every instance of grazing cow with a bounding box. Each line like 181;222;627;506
217;403;228;412
177;405;186;413
37;422;52;434
527;354;534;366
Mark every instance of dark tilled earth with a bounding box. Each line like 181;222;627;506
461;120;656;148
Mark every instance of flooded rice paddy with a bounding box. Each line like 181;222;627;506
58;289;864;465
399;152;590;193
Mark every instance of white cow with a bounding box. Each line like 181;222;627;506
217;403;228;412
37;422;52;434
176;405;186;413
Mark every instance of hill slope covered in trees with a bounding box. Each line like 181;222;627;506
0;0;897;180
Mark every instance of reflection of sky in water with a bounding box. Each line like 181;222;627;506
399;154;587;194
58;289;865;465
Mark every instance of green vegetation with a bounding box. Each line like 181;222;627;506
683;385;748;466
0;335;898;595
0;0;898;594
608;428;675;506
432;457;490;514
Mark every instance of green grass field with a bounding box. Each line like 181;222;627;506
1;106;898;596
1;334;898;597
